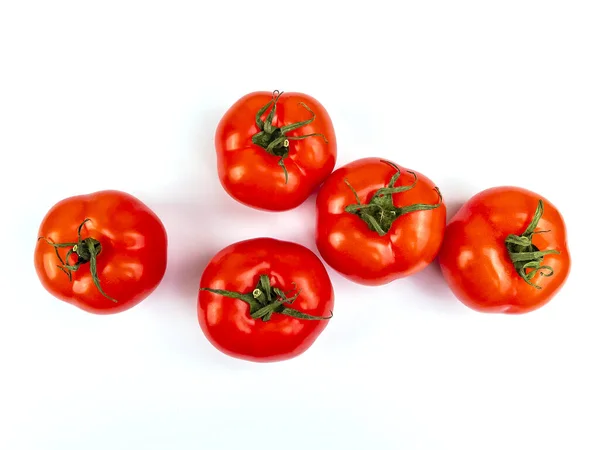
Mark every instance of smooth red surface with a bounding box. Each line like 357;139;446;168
315;157;446;286
215;91;337;211
198;238;334;362
34;190;168;314
438;186;571;314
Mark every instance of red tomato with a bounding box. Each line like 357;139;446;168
198;238;334;362
34;190;168;314
438;186;571;314
215;90;337;212
315;157;446;286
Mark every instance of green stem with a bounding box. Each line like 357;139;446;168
38;219;118;303
344;160;443;236
505;200;560;289
251;90;329;184
200;274;332;322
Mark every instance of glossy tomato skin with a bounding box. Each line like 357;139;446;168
215;91;337;212
34;190;168;314
438;186;571;314
315;157;446;286
198;238;334;363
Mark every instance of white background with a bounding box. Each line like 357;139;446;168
1;1;598;449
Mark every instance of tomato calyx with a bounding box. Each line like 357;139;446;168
200;274;333;321
505;200;561;289
344;161;443;236
251;90;329;184
38;219;118;303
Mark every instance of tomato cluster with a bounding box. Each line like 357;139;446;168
34;90;571;363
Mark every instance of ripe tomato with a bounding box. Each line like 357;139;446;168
198;238;334;363
438;186;571;314
315;157;446;286
215;90;337;212
34;190;168;314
